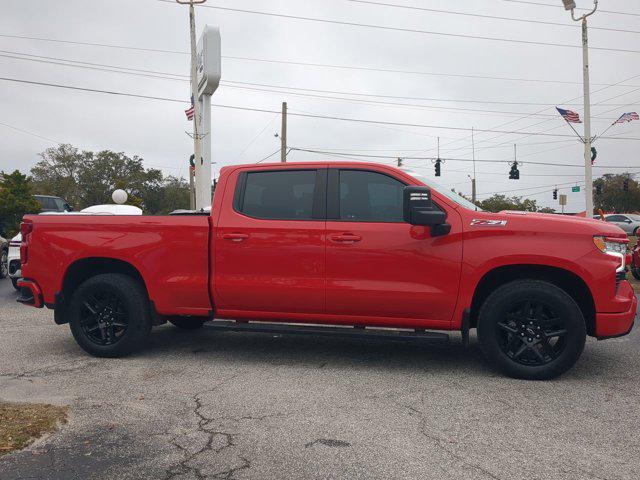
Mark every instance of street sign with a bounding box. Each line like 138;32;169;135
559;194;567;206
572;186;581;193
196;25;221;98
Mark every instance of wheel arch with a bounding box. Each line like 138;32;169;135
469;264;596;337
55;257;150;325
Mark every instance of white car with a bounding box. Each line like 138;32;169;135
8;204;142;290
8;233;21;290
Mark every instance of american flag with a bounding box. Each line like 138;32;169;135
614;112;639;124
184;95;195;121
556;107;582;123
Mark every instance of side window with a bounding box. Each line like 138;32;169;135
607;215;623;222
54;198;67;211
36;197;56;211
339;170;404;222
239;170;317;220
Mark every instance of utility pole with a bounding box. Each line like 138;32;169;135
471;127;477;203
177;0;206;208
562;0;598;218
189;154;195;209
280;101;288;162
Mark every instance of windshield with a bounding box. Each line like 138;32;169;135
627;214;640;221
402;169;482;211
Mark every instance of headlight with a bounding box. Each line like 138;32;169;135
594;236;628;272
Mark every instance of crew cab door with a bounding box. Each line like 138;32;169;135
325;168;463;327
215;167;327;315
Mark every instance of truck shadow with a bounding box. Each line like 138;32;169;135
144;324;492;376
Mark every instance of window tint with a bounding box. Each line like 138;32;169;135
339;170;404;222
240;170;317;220
53;198;67;211
36;197;56;211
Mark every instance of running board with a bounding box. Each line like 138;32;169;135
204;320;449;344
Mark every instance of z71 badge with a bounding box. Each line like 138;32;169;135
470;219;508;227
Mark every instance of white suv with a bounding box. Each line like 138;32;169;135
7;233;21;290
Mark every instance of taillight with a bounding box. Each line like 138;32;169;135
20;221;33;264
21;222;33;237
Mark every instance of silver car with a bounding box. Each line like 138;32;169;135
604;214;640;236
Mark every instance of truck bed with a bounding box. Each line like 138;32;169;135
21;214;212;317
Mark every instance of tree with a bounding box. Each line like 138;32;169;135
0;170;41;237
31;144;84;207
159;176;190;213
476;194;543;213
30;144;189;214
593;173;640;213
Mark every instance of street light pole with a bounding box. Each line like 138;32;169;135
562;0;598;218
177;0;207;209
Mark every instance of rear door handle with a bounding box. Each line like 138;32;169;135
330;233;362;243
222;233;249;242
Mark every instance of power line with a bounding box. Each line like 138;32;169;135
500;0;640;17
291;147;640;168
4;48;633;112
2;76;640;141
4;51;623;120
170;1;640;54
345;0;640;34
2;33;639;87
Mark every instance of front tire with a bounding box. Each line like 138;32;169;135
477;280;586;380
68;274;152;357
11;278;19;290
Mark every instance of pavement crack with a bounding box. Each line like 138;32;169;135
0;359;99;380
163;375;270;480
420;426;503;480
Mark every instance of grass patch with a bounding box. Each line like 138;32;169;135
0;402;68;457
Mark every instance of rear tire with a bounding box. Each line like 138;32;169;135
168;317;206;330
0;250;7;279
477;280;586;380
68;274;152;357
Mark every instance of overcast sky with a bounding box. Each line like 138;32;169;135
1;0;639;212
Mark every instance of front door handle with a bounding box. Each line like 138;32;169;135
330;233;362;243
222;233;249;242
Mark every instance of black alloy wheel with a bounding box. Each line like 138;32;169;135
478;280;586;380
79;289;129;346
68;273;152;357
496;300;567;366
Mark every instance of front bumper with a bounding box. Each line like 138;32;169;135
595;281;637;339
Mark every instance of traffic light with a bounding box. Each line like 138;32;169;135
435;158;442;177
397;157;403;167
591;147;597;164
553;189;558;200
623;178;630;191
509;161;520;180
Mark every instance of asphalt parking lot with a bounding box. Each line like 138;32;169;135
1;278;639;480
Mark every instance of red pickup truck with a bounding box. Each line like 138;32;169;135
17;162;637;379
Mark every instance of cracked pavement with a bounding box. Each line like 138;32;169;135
1;279;639;479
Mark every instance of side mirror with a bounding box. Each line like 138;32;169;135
403;186;450;236
64;204;74;212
